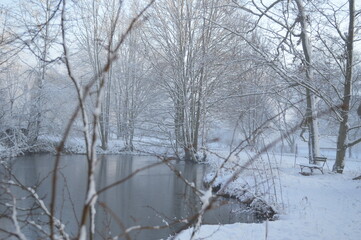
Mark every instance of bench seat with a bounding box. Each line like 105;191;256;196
299;157;327;175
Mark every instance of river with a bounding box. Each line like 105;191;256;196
0;154;260;239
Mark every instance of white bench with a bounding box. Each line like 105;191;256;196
299;157;327;175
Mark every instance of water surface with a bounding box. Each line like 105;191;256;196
1;154;259;239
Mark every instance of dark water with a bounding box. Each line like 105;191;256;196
0;154;259;240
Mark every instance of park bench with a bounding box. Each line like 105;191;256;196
299;156;327;175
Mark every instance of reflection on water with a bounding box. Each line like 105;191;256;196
0;154;259;240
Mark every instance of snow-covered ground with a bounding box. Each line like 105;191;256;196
175;154;361;240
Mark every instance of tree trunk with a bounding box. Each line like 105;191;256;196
116;98;122;140
333;0;355;173
295;0;320;163
100;58;112;150
174;87;185;153
306;91;320;163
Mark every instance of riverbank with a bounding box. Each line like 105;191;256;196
0;136;174;158
174;154;361;240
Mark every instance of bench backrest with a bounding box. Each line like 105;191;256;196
314;157;327;166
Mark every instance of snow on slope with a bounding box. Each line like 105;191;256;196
174;156;361;240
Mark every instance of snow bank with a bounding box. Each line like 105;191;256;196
0;134;175;158
32;135;173;155
203;151;281;218
174;155;361;240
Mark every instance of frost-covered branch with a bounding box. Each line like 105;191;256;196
9;192;27;240
346;137;361;149
0;164;70;240
190;188;213;240
208;18;342;122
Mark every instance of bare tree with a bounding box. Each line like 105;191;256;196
294;0;321;162
145;0;235;161
228;0;325;163
329;0;357;173
73;0;124;150
15;0;62;146
300;0;359;173
113;25;156;151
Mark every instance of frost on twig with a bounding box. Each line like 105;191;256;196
0;165;70;240
8;190;27;240
190;188;213;239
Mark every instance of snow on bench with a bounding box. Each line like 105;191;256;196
299;156;327;175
